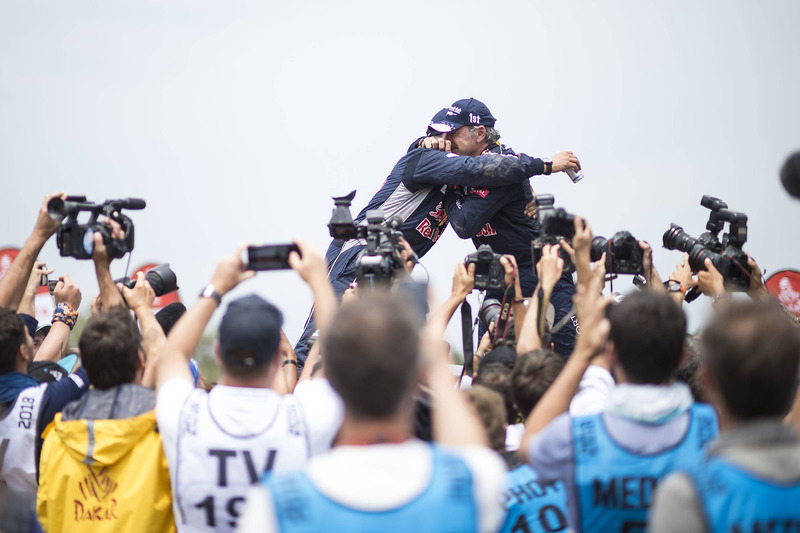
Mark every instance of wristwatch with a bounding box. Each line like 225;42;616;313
543;157;553;175
199;284;222;306
665;280;685;294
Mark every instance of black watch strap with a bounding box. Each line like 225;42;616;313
199;284;222;306
543;158;553;175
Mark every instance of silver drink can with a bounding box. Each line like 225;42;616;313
566;168;584;183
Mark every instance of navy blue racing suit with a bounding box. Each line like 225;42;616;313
443;143;577;358
294;146;550;363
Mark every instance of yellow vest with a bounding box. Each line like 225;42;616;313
37;409;176;533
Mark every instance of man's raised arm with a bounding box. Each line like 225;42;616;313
156;245;254;392
411;149;580;189
0;193;64;309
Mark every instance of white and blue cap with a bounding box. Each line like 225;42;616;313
428;98;497;133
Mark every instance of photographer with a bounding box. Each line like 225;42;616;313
154;239;343;533
650;300;800;532
519;231;719;532
428;98;581;357
294;98;577;364
240;263;505;533
0;194;90;505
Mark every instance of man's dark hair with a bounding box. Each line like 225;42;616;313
607;291;686;384
465;385;507;453
703;300;800;420
475;362;517;424
511;349;564;418
0;308;27;375
324;294;421;420
79;308;142;390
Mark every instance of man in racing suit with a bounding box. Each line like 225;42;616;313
294;99;578;363
430;99;580;357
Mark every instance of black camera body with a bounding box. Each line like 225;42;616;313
48;196;145;260
531;194;576;274
662;195;751;295
115;264;179;297
465;244;505;291
591;231;644;275
328;192;408;285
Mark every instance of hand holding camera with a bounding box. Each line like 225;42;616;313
211;245;256;297
53;275;82;311
121;271;155;312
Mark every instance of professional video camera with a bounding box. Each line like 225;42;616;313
531;194;576;274
465;244;505;291
48;196;145;260
662;195;750;300
115;264;179;297
590;231;644;275
328;191;407;285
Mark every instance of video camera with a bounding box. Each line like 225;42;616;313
328;191;408;285
48;196;145;260
590;231;644;275
465;244;505;291
662;195;750;300
531;194;576;274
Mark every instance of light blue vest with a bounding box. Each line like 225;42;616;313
691;456;800;533
499;464;569;533
265;444;477;533
573;404;718;533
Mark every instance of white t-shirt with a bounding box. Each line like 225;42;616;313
236;439;506;533
156;378;343;532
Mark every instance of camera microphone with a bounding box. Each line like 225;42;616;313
780;151;800;199
118;198;147;210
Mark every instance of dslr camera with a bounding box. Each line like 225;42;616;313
115;264;179;297
465;244;505;291
590;231;644;275
328;191;408;285
48;196;145;260
531;194;576;274
662;195;750;299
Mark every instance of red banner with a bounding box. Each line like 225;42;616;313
764;270;800;318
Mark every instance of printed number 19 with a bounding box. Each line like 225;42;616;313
195;495;245;528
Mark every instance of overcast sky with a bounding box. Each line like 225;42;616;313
2;0;799;347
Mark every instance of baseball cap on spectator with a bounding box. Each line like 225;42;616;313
28;361;68;383
35;324;51;337
218;294;283;369
428;98;496;133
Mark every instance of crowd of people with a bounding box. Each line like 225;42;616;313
1;98;799;533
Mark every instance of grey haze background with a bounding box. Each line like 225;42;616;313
2;0;799;348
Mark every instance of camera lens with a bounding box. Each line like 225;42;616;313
662;224;700;253
590;236;608;262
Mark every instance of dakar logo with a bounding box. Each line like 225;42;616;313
468;187;489;198
475;223;496;237
73;467;119;522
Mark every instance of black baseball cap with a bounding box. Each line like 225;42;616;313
428;98;496;133
218;295;283;368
